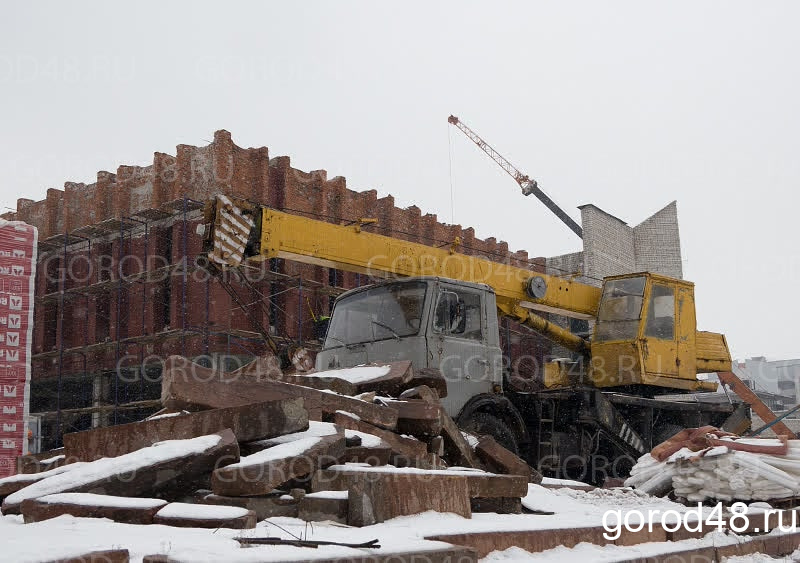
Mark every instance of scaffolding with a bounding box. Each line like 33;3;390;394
31;198;343;450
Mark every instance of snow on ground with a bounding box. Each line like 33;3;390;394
2;481;793;561
482;531;741;562
540;477;592;487
520;484;688;525
0;512;455;562
723;555;795;562
305;490;349;500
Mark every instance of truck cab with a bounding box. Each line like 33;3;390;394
315;276;503;416
586;272;729;391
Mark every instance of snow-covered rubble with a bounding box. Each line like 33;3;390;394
627;438;800;502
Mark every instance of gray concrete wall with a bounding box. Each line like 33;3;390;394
633;201;682;279
580;204;637;280
546;201;684;285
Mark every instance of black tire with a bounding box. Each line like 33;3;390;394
461;412;520;456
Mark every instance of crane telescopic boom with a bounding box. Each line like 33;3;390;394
447;115;583;239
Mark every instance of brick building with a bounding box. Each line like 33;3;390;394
2;130;550;449
547;202;683;286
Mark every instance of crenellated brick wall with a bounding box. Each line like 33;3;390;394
3;130;547;389
3;129;536;273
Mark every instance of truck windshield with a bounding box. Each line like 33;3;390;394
324;281;427;348
594;276;646;342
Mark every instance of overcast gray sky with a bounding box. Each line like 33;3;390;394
1;1;797;360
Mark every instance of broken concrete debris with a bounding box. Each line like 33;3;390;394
211;432;346;496
21;493;167;524
2;429;239;514
10;357;800;561
476;435;543;484
161;354;400;429
200;492;299;520
403;384;483;468
152;502;256;529
348;470;472;526
299;490;349;524
2;353;548;560
0;462;89;500
63;398;308;462
276;360;415;397
332;410;430;467
628;427;800;503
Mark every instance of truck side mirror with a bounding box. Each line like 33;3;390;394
434;290;460;334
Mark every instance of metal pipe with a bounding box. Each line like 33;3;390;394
523;311;589;355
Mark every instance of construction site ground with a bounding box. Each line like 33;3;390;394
4;357;800;562
3;481;800;562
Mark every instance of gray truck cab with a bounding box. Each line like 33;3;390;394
315;276;503;417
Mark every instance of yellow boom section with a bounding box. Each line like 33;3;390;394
258;207;602;321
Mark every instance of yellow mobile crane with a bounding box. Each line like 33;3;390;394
204;195;745;482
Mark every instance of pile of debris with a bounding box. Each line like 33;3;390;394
0;356;540;532
626;426;800;503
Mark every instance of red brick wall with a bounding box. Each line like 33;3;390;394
4;130;547;381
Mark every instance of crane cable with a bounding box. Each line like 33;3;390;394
447;122;456;224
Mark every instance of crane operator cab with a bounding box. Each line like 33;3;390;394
585;272;730;392
316;277;503;417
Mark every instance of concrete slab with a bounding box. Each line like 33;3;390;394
63;398;308;462
21;493;167;524
153;502;256;529
212;433;345;496
348;471;471;526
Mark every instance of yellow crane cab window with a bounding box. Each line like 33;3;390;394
644;284;675;340
595;276;646;342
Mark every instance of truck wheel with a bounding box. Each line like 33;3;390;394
461;412;520;456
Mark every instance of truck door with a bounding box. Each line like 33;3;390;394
675;285;697;379
428;283;492;415
641;282;678;376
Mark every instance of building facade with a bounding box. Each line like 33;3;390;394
2;130;550;449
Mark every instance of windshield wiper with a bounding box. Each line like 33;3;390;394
371;320;400;340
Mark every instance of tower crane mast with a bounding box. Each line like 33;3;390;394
448;115;583;239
